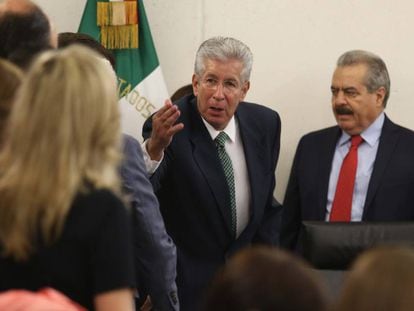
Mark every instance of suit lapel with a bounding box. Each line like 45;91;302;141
188;101;233;236
363;116;400;218
317;127;341;219
236;109;267;223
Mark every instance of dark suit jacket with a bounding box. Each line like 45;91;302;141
281;115;414;250
120;135;179;311
143;95;281;310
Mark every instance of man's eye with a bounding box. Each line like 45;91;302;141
205;78;216;86
224;81;237;89
345;90;357;97
331;89;338;96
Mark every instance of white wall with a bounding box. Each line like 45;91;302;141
33;0;414;202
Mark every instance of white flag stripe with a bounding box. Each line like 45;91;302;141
120;66;169;141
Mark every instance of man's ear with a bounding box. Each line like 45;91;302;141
192;74;199;96
376;86;386;107
240;81;250;101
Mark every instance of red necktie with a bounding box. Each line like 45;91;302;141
330;135;364;222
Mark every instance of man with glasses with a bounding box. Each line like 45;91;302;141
142;37;281;311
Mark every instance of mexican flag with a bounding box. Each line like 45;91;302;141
78;0;168;140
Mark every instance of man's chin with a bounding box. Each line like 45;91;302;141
204;115;226;130
337;119;355;132
338;123;362;136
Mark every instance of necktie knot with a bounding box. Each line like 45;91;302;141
350;135;363;148
215;131;229;148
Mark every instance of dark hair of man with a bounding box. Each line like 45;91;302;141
0;59;23;145
58;32;116;70
170;84;193;102
337;50;391;107
0;4;52;69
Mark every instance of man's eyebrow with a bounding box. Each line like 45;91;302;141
204;73;218;78
330;86;358;91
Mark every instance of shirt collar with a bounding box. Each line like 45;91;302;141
202;116;237;143
338;112;385;147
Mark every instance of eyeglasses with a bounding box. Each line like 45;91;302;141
200;77;242;94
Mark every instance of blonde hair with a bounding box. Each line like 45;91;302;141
336;246;414;311
0;45;122;261
0;59;23;145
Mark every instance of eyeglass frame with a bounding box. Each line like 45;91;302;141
196;74;246;94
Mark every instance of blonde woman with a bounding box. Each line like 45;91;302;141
0;46;135;311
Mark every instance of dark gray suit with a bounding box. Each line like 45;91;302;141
121;134;179;311
143;95;282;311
281;115;414;250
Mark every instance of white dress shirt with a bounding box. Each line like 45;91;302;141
202;117;251;238
326;112;384;221
142;116;251;238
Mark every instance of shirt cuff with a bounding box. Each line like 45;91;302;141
141;140;163;174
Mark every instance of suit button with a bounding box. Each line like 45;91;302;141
169;291;178;304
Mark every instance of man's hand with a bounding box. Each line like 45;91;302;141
146;99;184;161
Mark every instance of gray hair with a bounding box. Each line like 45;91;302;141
337;50;390;107
194;36;253;83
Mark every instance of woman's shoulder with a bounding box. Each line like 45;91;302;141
66;188;128;232
75;188;123;205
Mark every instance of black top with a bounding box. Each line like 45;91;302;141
0;189;135;310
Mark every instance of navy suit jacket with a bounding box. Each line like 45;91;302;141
120;135;179;311
143;95;281;310
281;115;414;250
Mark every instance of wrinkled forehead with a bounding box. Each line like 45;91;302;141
332;64;369;87
201;58;245;79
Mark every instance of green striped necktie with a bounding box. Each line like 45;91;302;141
215;131;237;238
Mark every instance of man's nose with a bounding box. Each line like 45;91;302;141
333;90;346;105
212;83;225;100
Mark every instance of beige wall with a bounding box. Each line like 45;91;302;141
34;0;414;202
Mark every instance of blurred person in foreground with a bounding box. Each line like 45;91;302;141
335;246;414;311
0;45;135;311
0;0;56;70
203;246;328;311
58;32;179;311
0;58;22;145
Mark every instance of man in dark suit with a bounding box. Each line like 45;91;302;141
142;37;281;310
281;50;414;251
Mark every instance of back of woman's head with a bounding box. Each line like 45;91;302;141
0;45;121;260
335;246;414;311
8;44;121;187
0;58;22;144
203;246;328;311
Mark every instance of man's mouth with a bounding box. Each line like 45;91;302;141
210;107;224;112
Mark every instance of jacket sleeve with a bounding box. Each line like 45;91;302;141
120;134;179;311
280;138;304;251
253;111;283;246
